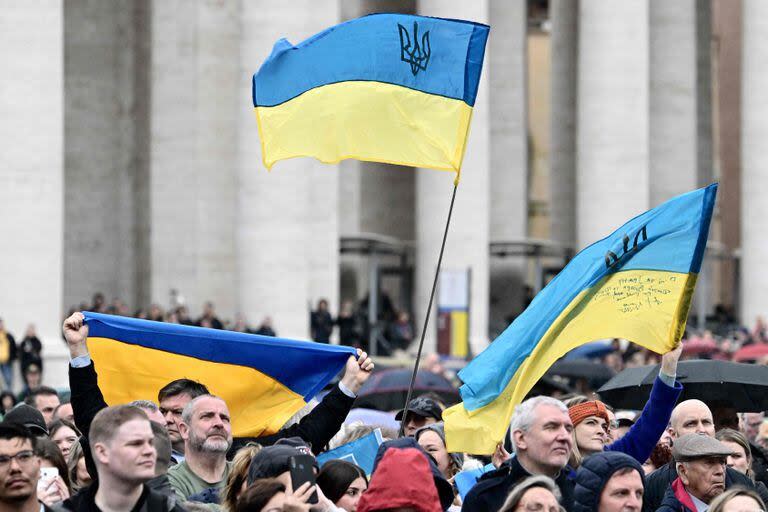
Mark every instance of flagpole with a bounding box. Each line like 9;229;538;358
399;180;459;437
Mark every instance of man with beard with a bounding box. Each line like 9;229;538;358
0;424;43;512
167;395;233;499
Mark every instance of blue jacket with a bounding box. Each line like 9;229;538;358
605;375;682;464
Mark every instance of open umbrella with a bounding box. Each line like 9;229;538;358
564;340;615;360
355;368;459;411
547;359;616;386
597;360;768;411
733;344;768;362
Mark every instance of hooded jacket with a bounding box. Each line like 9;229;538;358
371;437;454;511
357;447;442;512
573;451;645;512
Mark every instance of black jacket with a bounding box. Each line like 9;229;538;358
69;361;356;479
50;483;185;512
643;461;768;512
655;481;695;512
462;457;575;511
752;441;768;487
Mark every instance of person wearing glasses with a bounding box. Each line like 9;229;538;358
0;423;48;511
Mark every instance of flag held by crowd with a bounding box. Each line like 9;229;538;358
83;312;355;437
444;184;718;454
316;428;384;476
252;14;490;178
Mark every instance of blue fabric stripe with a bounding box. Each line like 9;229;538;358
458;184;718;411
84;312;355;400
253;13;489;108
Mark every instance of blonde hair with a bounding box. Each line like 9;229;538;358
709;486;766;512
222;443;262;512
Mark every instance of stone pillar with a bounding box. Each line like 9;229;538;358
649;0;712;204
488;0;529;335
63;1;142;311
0;2;65;384
741;0;768;325
238;1;340;339
577;0;649;247
549;0;578;247
149;0;238;319
416;0;490;356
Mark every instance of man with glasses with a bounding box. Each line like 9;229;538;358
0;423;43;512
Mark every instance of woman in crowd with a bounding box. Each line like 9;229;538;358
48;419;81;459
222;444;262;512
642;442;673;475
498;475;563;512
67;440;92;492
0;391;16;415
316;460;367;512
235;479;316;512
709;487;767;512
36;437;71;506
716;428;768;495
414;423;463;481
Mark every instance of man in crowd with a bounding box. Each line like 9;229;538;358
741;412;764;443
644;400;768;510
167;395;232;499
52;402;74;424
23;387;59;425
157;380;208;462
655;434;733;512
3;404;48;437
395;396;443;437
573;451;645;512
0;424;42;512
463;396;575;510
53;405;183;511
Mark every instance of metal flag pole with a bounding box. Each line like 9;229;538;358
398;181;459;437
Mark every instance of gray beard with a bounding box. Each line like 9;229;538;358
189;432;231;454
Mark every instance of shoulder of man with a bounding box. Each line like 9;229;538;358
143;485;185;512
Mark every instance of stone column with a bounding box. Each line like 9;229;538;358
63;1;142;311
488;0;529;335
416;0;490;356
577;0;649;247
0;2;65;384
238;1;340;339
149;0;238;318
649;0;712;204
741;0;768;325
549;0;578;247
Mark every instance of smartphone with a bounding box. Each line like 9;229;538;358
37;467;58;491
289;455;318;504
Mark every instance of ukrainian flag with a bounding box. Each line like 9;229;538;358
252;14;490;177
84;312;355;437
444;184;718;454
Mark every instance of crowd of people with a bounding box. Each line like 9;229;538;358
0;303;767;510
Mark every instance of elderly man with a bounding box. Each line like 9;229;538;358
573;451;646;512
463;396;575;511
643;401;768;511
655;434;734;512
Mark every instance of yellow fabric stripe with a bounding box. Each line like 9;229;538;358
445;270;696;454
451;311;469;358
89;338;306;437
254;81;473;177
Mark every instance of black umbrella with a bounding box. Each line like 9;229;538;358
597;360;768;412
354;368;459;411
546;359;616;387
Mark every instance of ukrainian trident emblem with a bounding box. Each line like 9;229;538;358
398;21;431;76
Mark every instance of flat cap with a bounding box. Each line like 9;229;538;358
672;433;735;462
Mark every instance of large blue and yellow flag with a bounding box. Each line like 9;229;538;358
444;184;718;454
83;312;355;437
252;14;490;178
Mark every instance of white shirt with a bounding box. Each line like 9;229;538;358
688;491;709;512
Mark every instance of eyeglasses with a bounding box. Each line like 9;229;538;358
0;450;35;469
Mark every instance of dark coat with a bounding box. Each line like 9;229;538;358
69;361;356;480
50;483;185;512
751;441;768;487
643;461;768;512
462;457;575;512
655;478;696;512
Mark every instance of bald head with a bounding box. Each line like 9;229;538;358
669;400;715;438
